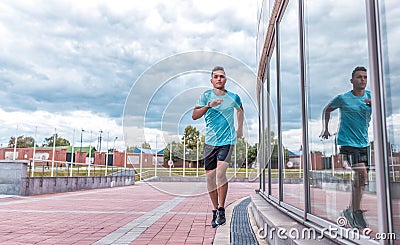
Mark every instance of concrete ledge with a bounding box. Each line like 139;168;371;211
0;160;28;195
0;160;135;196
249;194;338;245
21;175;135;196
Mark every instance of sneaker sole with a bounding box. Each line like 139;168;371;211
341;211;358;229
216;220;226;226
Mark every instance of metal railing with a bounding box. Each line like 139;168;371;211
27;159;135;178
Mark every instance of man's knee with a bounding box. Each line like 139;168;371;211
215;161;227;181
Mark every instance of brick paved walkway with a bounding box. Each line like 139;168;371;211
0;181;258;244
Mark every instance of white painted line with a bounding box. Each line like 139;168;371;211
93;196;185;245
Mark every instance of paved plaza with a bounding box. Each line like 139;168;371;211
0;181;259;245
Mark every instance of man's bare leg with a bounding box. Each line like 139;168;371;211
350;162;368;228
206;169;218;209
216;161;229;208
351;163;367;211
213;161;229;226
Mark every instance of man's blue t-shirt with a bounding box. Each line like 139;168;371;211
196;89;242;146
329;90;371;148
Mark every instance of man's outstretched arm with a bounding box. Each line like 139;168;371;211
320;105;334;139
236;106;244;138
192;105;209;120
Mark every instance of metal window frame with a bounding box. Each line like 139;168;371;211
365;0;393;243
256;0;394;244
267;52;272;196
298;0;311;218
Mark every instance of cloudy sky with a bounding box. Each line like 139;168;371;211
1;0;399;155
0;0;259;150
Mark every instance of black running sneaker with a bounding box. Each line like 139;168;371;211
341;208;357;228
216;207;226;226
353;210;367;229
211;210;218;228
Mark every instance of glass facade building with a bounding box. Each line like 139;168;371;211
256;0;399;244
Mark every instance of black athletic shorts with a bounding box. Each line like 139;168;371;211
204;144;233;170
340;146;370;169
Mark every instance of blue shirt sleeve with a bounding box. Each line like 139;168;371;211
366;90;371;100
234;94;242;108
329;94;342;110
196;92;208;107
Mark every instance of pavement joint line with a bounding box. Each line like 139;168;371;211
93;196;185;245
0;209;210;215
0;182;259;244
0;209;148;214
0;185;137;206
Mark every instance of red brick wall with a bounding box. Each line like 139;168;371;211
0;147;67;165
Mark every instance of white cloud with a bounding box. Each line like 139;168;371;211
0;0;258;149
0;108;124;149
1;0;399;152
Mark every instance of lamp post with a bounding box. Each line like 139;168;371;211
113;136;118;167
51;129;57;177
155;135;158;177
88;131;93;176
196;138;199;177
98;130;103;153
105;132;109;175
113;136;118;151
80;129;85;163
13;125;18;160
183;136;186;177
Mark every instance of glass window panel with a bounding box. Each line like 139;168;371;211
257;0;271;66
380;0;400;239
269;48;279;198
262;77;268;194
280;0;303;210
305;0;378;232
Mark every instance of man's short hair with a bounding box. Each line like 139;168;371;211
211;66;225;77
352;66;367;78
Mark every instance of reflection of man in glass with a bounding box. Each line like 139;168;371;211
320;66;371;229
192;66;244;228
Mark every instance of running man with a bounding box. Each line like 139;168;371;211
192;66;244;227
320;66;371;229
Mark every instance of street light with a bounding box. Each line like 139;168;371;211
113;136;118;151
80;129;85;162
98;130;103;153
112;136;118;168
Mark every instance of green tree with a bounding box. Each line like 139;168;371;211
248;143;258;165
8;135;36;148
126;146;135;152
163;126;204;164
182;125;200;150
126;141;152;152
163;141;183;163
42;134;70;147
231;138;258;168
182;126;203;162
232;138;246;167
141;141;151;149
